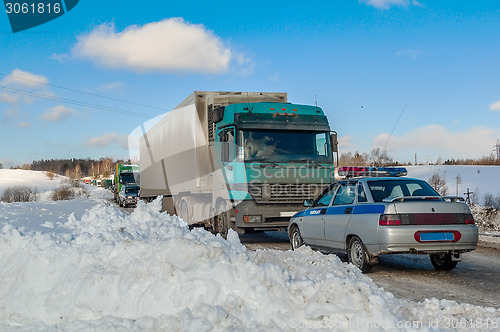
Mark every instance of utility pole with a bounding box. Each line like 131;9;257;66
464;188;474;205
495;139;500;160
455;175;461;196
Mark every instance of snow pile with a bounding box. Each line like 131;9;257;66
1;198;499;331
470;205;500;231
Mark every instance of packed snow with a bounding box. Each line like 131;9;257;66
0;168;499;331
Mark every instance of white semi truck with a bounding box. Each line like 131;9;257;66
140;91;337;235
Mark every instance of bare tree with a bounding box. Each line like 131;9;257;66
429;173;448;196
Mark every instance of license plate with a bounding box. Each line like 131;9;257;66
419;232;455;242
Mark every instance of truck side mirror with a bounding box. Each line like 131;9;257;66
330;132;338;153
212;106;225;123
219;130;229;162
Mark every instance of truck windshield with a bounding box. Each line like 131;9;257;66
120;172;138;184
242;130;331;163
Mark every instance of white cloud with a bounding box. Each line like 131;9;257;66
395;49;422;59
268;73;280;82
372;125;500;160
489;99;500;111
235;53;254;77
0;68;48;88
50;53;70;63
360;0;421;9
0;92;19;105
85;132;128;149
72;18;232;74
0;69;51;111
98;82;124;91
40;105;77;122
339;135;355;151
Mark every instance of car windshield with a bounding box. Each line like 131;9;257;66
125;186;139;194
367;179;439;202
242;130;331;163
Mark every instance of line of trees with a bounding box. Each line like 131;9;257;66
339;150;499;167
10;158;130;179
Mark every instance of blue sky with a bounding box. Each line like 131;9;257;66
1;0;500;167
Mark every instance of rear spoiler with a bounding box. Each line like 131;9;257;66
385;196;465;203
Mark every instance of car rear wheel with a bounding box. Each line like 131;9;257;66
290;226;304;250
429;253;458;271
348;237;371;273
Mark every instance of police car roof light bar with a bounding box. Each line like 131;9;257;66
338;166;408;178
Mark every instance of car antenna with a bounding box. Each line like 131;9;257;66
383;104;407;153
315;94;320;114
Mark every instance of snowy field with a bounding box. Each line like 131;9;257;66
1;168;500;331
405;165;500;200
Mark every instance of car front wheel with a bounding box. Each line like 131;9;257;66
429;253;458;271
348;236;371;273
290;226;304;250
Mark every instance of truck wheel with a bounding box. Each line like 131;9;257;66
348;236;371;273
290;226;304;250
429;253;458;271
215;201;229;239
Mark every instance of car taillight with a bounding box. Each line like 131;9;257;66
464;213;475;225
379;214;402;226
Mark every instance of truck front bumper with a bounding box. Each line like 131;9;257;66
233;200;303;230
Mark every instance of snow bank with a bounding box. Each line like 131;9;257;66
1;198;498;331
470;205;500;232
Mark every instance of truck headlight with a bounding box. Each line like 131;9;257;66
243;215;262;223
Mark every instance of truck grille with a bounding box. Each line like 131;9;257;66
248;183;328;204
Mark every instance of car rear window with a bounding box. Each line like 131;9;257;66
367;179;439;202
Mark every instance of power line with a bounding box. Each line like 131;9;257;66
0;85;153;118
0;72;168;113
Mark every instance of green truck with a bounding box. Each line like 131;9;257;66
139;91;337;235
114;164;140;202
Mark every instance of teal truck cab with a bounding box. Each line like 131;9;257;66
139;91;337;235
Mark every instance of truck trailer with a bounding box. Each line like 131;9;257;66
140;91;337;235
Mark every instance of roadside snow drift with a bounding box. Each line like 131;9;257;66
1;197;499;331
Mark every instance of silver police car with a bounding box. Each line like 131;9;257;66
288;167;478;272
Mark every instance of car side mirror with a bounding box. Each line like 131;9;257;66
303;199;313;207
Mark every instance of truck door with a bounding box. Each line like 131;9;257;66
218;127;236;183
324;182;356;248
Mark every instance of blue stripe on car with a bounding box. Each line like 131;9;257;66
297;204;386;217
352;205;386;214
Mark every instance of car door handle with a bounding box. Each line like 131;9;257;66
344;207;353;214
320;208;327;215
